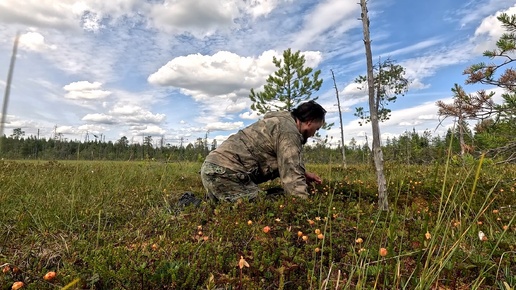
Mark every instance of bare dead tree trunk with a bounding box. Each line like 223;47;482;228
331;69;347;169
458;117;465;156
359;0;388;211
0;33;20;155
456;93;465;157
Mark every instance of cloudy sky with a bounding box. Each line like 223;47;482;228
0;0;514;147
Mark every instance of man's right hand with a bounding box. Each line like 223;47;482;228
305;171;322;184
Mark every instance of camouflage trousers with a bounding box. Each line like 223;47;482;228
200;161;259;202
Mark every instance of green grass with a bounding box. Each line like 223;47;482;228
0;159;515;289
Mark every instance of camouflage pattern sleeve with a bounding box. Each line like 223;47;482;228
276;132;308;198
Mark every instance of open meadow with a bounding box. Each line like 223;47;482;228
0;159;515;289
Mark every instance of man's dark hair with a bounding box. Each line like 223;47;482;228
291;100;326;123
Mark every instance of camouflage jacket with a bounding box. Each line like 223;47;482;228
205;111;308;198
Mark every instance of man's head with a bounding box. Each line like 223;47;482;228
291;100;326;144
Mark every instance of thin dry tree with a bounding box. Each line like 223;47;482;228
331;69;347;169
359;0;388;211
1;33;20;154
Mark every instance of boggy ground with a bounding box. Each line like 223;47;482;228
0;160;514;289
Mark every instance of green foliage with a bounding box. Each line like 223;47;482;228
474;119;513;152
464;13;516;126
0;160;515;289
0;134;210;162
382;129;437;164
10;128;24;139
2;126;513;165
303;129;459;165
461;13;516;163
249;48;323;115
354;59;409;125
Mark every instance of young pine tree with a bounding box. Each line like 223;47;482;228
249;48;323;115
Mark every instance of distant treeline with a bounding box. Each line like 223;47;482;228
0;126;514;164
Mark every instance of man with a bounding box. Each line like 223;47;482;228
200;100;326;202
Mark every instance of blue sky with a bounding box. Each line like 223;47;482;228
0;0;514;147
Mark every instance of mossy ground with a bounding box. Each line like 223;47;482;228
0;160;514;289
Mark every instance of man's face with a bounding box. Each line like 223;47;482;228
301;119;324;144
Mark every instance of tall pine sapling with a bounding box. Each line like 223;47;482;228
249;48;323;114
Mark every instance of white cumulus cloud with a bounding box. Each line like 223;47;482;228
63;81;111;100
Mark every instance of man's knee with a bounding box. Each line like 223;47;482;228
200;162;259;203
